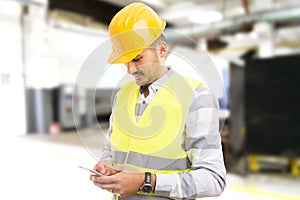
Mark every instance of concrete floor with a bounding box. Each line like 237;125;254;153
1;127;300;200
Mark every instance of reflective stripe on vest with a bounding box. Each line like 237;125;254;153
111;73;200;173
112;150;191;171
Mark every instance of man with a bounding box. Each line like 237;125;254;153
90;2;226;200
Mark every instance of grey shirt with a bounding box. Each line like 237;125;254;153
100;69;226;199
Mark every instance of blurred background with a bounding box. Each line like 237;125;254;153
1;0;300;199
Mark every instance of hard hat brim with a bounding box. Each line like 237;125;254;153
108;48;145;64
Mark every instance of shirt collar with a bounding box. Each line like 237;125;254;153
140;67;174;95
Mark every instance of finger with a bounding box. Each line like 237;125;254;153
102;166;112;176
93;175;118;184
90;175;99;181
105;165;122;174
93;163;106;174
89;175;94;181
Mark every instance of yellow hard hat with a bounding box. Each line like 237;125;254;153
108;2;166;64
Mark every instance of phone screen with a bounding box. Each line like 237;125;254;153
78;166;104;176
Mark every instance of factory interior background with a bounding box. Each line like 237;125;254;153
1;0;300;199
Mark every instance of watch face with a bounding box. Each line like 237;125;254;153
141;184;152;193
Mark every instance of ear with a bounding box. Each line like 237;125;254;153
158;41;168;59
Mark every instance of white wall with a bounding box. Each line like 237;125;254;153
52;28;107;86
166;46;226;98
0;1;26;135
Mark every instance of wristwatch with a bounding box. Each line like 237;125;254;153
140;172;153;194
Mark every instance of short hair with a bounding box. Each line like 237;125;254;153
149;33;166;48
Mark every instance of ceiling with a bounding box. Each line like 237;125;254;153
48;0;300;50
49;0;300;28
8;0;300;71
104;0;300;27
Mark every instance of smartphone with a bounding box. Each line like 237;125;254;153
78;166;104;176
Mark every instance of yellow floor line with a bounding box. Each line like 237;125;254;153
228;185;300;200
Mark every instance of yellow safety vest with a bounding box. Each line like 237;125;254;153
111;73;200;174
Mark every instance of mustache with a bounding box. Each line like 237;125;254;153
132;70;144;76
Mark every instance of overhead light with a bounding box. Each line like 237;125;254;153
189;10;223;24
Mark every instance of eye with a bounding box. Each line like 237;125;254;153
132;56;141;62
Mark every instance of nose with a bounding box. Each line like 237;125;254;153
126;62;137;74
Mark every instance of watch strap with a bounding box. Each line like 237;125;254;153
145;172;151;184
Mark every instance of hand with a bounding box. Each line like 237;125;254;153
91;171;145;197
91;160;120;176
